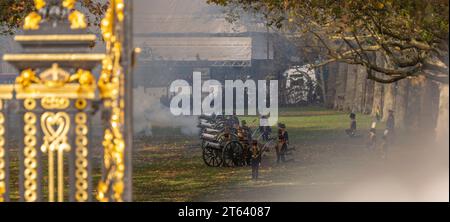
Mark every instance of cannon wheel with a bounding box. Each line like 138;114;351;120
202;146;223;167
222;141;244;167
216;133;238;144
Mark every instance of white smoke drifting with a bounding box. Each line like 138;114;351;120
133;87;198;137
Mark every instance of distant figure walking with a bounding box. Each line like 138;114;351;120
251;140;261;180
345;113;357;138
276;123;289;164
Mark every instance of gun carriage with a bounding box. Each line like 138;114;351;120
197;114;275;167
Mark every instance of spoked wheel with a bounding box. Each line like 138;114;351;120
202;146;223;167
222;141;244;167
216;133;238;144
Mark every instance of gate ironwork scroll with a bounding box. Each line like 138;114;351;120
0;0;133;202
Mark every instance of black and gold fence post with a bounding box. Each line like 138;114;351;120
0;0;133;202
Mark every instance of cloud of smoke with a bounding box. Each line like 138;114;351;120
133;86;198;137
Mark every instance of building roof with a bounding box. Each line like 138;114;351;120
135;36;252;62
133;0;272;63
134;0;265;35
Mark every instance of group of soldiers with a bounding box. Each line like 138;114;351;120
368;109;395;159
251;120;291;180
345;108;396;159
221;114;291;180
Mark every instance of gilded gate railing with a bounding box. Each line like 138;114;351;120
0;0;132;202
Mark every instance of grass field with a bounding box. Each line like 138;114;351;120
132;106;375;201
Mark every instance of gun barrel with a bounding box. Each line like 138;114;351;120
198;122;215;128
204;141;221;149
201;133;217;141
204;128;221;134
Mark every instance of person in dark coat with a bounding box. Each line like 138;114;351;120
276;123;289;164
345;113;357;137
251;140;261;180
238;120;252;165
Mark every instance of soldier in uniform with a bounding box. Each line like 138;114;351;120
251;140;261;180
345;113;357;138
238;120;251;165
276;123;289;164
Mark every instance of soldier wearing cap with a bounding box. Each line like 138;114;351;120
345;112;357;137
238;120;252;165
276;123;289;164
251;140;261;180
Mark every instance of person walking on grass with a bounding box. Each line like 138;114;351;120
276;123;289;164
251;140;261;180
345;113;357;138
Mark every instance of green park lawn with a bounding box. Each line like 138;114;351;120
132;106;375;201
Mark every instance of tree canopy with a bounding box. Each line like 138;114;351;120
208;0;449;84
0;0;107;35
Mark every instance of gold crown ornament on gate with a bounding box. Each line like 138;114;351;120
25;0;87;30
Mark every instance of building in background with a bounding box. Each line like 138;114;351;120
133;0;294;102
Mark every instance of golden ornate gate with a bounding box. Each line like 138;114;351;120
0;0;133;202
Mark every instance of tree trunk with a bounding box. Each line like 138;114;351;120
406;77;425;130
334;63;348;110
364;79;375;114
419;79;440;132
371;52;385;117
394;79;410;129
344;64;358;112
372;82;384;117
317;66;328;106
353;65;367;113
326;63;338;108
436;83;449;144
382;83;396;122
